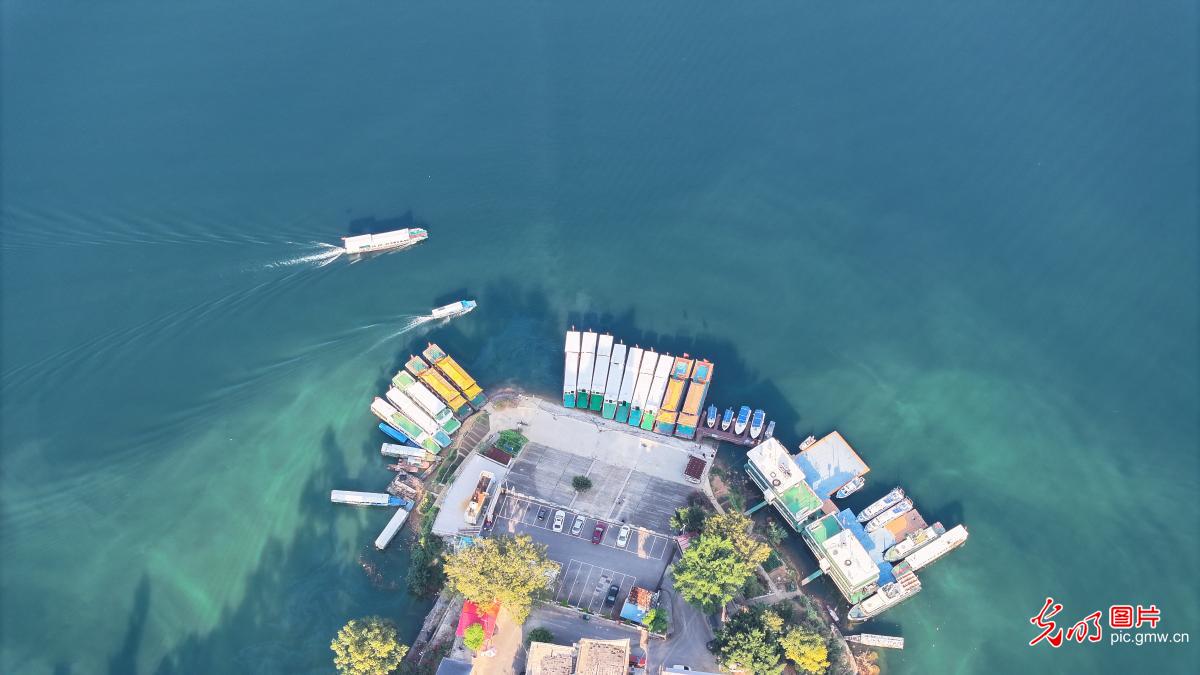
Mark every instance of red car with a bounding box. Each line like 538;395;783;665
591;521;608;544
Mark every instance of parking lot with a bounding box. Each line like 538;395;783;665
489;493;675;617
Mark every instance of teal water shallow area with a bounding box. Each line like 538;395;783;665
2;2;1196;673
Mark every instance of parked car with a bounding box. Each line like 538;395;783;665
571;515;586;536
537;506;549;521
616;525;631;548
552;510;566;532
604;584;620;608
592;521;608;544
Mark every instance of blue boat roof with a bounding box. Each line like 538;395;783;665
793;431;870;500
835;508;895;583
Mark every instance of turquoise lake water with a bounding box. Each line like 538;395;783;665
2;2;1196;673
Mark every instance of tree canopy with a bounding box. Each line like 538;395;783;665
462;623;486;651
442;535;558;624
672;511;771;613
712;606;785;675
780;627;830;674
330;616;408;675
526;627;555;646
643;607;670;633
572;475;593;491
669;505;706;533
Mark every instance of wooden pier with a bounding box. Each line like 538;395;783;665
695;408;759;447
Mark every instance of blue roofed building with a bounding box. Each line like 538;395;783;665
793;431;869;500
620;586;657;625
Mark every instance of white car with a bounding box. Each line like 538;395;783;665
552;510;566;532
571;515;586;536
616;525;631;548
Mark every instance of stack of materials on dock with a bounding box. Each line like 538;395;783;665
559;329;717;439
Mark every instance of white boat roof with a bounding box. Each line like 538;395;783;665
630;351;657;408
644;354;674;413
343;229;412;248
590;349;610;394
577;350;596;393
565;330;581;353
580;331;598;353
905;524;969;570
563;351;579;392
370;397;400;419
596;334;613;357
386;388;440;435
617;347;642;401
375;507;411;549
406;380;447;416
603;344;626;400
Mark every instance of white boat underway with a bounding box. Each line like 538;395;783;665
430;300;476;319
342;228;428;254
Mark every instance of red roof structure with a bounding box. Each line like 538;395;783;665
456;600;499;639
683;456;706;482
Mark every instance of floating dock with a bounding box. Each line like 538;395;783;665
589;334;612;412
392;370;461;434
330;490;410;507
628;349;658;427
602;343;626;420
406;355;471;417
576;331;598;409
674;358;713;439
370;397;442;454
615;346;642;423
386;387;452;447
845;634;905;650
563;330;581;408
641;353;673;431
374;507;411;550
423;343;487;409
654;356;694;435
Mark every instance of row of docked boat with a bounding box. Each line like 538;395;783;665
703;404;774;441
371;342;487;452
563;329;714;439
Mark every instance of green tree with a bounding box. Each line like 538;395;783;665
669;506;706;533
780;627;829;674
643;608;670;633
462;623;486;651
572;475;593;491
713;606;784;675
526;627;555;646
443;535;558;624
330;616;408;675
762;519;788;546
704;511;771;567
672;534;752;613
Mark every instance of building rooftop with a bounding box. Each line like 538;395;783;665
804;513;844;546
746;438;822;524
620;586;656;624
793;431;869;500
821;529;880;590
434;657;473;675
683;455;706;481
431;454;510;536
526;642;576;675
574;638;630;675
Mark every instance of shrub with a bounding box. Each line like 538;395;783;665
526;627;554;646
462;623;485;651
572;475;593;492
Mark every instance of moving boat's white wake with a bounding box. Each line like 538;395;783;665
263;242;345;269
367;315;437;352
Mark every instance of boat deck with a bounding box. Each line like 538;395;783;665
695;407;757;446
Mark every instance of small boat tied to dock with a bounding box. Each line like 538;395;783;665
834;475;866;499
341;228;428;254
845;633;905;650
857;487;906;523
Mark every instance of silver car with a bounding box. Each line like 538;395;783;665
571;514;586;536
552;510;566;532
616;525;632;548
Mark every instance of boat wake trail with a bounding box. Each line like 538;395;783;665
368;315;436;352
263;242;345;269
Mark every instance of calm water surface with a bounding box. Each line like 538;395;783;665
2;2;1196;673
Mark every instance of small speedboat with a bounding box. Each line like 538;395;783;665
720;407;734;431
734;406;752;435
799;435;817;450
705;404;719;428
749;409;766;439
865;498;914;532
834;476;865;499
430;299;476;319
764;420;775;439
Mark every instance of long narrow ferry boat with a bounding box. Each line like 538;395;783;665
857;487;906;523
379;421;420;448
370;397;441;454
865;498;914;532
385;387;452;447
589;334;613;412
391;370;461;434
904;524;969;571
406;355;471;417
627;349;658;427
674;358;713;439
563;330;581;408
423;343;487;409
430;299;476;319
601;343;626;419
884;522;945;562
615;346;642;423
341;228;427;254
576;331;598;409
734;406;751;435
641;354;674;431
654;356;694;435
848;562;923;622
